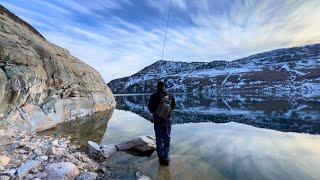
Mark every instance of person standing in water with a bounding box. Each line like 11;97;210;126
148;81;176;166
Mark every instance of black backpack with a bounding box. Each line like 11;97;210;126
155;95;172;119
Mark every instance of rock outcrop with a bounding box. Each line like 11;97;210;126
0;5;116;134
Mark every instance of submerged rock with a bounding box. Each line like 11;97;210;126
136;171;151;180
44;162;80;180
116;136;156;156
0;5;115;134
138;175;151;180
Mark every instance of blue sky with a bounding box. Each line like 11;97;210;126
1;0;320;82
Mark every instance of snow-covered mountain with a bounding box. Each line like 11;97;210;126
108;44;320;97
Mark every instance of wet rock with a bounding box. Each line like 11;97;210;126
77;172;98;180
44;162;80;180
101;144;117;159
116;136;156;156
0;156;10;167
17;160;41;178
138;175;151;180
87;141;101;159
135;171;151;180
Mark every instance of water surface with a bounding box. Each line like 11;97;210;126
41;93;320;179
102;109;320;180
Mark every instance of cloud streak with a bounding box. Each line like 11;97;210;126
0;0;319;82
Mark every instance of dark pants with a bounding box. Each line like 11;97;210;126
154;116;171;161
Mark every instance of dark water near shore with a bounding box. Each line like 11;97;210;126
43;93;320;179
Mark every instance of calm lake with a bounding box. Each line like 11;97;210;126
100;93;320;180
45;93;320;179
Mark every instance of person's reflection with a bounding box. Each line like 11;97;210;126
157;165;171;180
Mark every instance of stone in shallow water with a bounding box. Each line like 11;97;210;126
138;175;151;180
136;171;151;180
101;144;117;159
115;136;156;156
87;141;102;160
44;162;80;180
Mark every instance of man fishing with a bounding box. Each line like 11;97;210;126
148;81;176;166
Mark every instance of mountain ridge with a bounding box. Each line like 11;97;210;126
108;43;320;96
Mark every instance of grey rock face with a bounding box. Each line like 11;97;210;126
0;5;115;134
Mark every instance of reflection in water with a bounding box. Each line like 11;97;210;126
158;166;171;180
102;110;320;180
115;93;320;134
40;109;114;148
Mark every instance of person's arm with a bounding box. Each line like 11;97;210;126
148;93;156;113
148;93;156;123
170;95;176;110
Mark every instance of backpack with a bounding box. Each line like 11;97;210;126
155;95;172;119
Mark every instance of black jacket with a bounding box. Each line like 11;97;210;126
148;90;176;114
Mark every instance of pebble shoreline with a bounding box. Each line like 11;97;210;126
0;133;101;179
0;133;154;180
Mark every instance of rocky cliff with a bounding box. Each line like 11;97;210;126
0;5;116;134
109;44;320;97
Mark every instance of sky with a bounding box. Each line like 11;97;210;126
0;0;320;82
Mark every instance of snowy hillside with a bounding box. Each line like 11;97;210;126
109;44;320;97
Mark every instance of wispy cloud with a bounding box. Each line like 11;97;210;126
0;0;319;82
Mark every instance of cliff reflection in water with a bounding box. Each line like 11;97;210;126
115;93;320;134
40;109;114;147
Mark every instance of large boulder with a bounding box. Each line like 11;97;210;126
0;5;115;134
